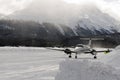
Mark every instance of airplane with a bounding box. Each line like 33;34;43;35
47;38;111;59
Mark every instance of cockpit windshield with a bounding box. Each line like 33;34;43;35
76;44;84;47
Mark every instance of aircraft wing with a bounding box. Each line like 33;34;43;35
46;48;76;53
84;49;112;54
46;48;65;51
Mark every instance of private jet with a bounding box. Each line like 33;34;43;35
48;38;111;59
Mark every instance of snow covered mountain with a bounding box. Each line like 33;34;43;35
74;5;120;35
6;0;120;33
0;3;120;47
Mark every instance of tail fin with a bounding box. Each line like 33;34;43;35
88;38;92;47
80;38;104;48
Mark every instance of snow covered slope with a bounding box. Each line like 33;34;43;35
74;5;120;35
55;59;120;80
101;45;120;68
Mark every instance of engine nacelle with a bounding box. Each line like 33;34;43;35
104;49;111;54
91;49;97;55
64;49;72;55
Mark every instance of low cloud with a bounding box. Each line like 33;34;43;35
0;0;33;15
1;0;120;26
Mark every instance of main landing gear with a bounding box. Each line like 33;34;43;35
91;49;97;59
68;53;78;59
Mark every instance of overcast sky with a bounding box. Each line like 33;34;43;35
0;0;120;21
0;0;33;15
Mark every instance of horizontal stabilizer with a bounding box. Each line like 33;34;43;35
80;38;104;40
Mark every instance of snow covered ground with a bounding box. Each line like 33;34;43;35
0;46;120;80
0;47;66;80
55;60;120;80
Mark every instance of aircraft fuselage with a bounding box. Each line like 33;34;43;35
74;45;90;54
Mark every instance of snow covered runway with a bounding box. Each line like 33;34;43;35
0;47;65;80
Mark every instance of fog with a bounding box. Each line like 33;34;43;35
0;0;120;26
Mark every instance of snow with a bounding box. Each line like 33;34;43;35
0;47;65;80
55;59;120;80
101;46;120;69
1;46;120;80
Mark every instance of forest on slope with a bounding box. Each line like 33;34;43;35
0;19;119;47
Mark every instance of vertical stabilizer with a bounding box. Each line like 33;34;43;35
80;38;104;48
88;38;92;48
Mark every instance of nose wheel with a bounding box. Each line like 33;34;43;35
75;56;77;59
69;54;72;58
75;53;77;59
94;55;97;59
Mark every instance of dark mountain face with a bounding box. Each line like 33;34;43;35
0;20;75;46
0;19;119;47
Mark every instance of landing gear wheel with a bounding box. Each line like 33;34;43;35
94;56;97;59
75;56;77;59
69;55;72;58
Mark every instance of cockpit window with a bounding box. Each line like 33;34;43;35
76;44;84;47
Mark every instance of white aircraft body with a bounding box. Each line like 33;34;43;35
49;38;111;59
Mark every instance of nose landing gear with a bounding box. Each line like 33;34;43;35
94;55;97;59
69;54;72;58
75;53;77;59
